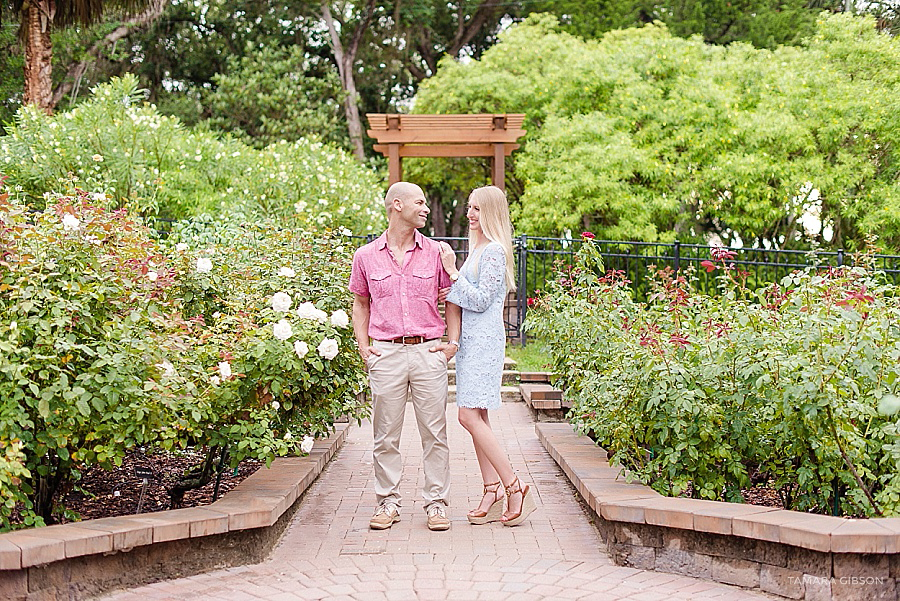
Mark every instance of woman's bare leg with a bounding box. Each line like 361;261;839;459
458;407;520;514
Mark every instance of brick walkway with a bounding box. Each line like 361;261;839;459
101;403;773;600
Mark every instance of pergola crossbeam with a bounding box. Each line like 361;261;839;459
366;113;526;191
372;143;520;158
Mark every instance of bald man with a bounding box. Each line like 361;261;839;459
349;182;462;531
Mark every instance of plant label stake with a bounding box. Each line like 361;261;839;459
135;467;154;514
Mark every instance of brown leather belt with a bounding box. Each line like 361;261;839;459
378;336;434;345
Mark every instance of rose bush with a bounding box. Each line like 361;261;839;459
527;240;900;516
0;183;367;529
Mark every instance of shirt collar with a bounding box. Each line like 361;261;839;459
376;230;425;250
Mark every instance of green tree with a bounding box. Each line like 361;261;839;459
535;0;844;48
0;0;161;111
2;1;529;153
0;21;23;132
204;45;347;149
414;13;900;250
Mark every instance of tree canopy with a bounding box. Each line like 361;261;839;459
536;0;845;48
414;13;900;251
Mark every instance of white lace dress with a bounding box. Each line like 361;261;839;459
446;242;507;410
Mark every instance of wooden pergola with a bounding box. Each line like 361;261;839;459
366;114;526;191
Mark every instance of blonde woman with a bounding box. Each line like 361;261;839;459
438;186;536;527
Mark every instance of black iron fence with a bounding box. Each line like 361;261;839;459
353;234;900;343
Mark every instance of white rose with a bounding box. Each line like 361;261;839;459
196;258;213;273
278;267;296;278
294;340;309;359
273;319;293;341
300;435;314;454
877;394;900;416
317;338;339;360
283;431;292;441
147;271;158;282
329;309;349;328
272;400;280;410
270;291;292;312
157;360;176;378
296;302;327;322
218;361;232;379
210;375;221;386
338;226;352;236
175;243;189;252
92;154;103;162
62;214;80;231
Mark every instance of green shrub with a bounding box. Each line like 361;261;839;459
0;75;386;235
0;441;39;531
0;182;368;528
528;239;900;516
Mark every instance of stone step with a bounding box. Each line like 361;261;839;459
448;370;519;385
519;371;554;384
448;385;522;403
520;383;564;410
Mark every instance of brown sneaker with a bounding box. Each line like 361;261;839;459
426;504;450;531
369;502;400;530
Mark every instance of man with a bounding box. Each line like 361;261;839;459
349;182;461;531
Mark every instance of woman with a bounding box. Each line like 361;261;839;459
439;185;536;527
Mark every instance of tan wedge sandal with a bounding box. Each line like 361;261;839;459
500;478;536;527
467;481;504;525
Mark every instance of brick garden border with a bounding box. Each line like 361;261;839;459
537;422;900;601
0;423;351;601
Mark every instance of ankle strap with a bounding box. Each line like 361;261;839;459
482;481;501;494
504;478;523;497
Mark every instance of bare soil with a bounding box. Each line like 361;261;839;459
59;449;261;522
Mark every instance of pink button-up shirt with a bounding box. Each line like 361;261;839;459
349;230;451;341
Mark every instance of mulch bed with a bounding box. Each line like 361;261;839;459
680;482;784;508
739;484;784;508
59;449;261;522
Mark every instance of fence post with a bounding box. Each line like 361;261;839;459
673;239;681;273
837;248;844;267
518;235;528;346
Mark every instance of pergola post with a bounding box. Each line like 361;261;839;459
492;143;505;190
388;144;402;185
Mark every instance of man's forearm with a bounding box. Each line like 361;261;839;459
352;296;371;349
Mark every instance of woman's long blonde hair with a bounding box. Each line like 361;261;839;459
469;185;516;290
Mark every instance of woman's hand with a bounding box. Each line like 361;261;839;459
439;242;458;275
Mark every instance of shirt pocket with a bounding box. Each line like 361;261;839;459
411;270;435;299
370;272;393;298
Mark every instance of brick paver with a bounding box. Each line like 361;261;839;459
101;403;773;600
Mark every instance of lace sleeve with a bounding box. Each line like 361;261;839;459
446;243;507;313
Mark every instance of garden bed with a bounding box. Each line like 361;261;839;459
64;450;262;522
8;450;261;528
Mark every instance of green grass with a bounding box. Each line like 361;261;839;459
506;340;553;372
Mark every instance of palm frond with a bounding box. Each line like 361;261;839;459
2;0;159;27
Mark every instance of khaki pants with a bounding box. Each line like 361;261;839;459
367;339;450;510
